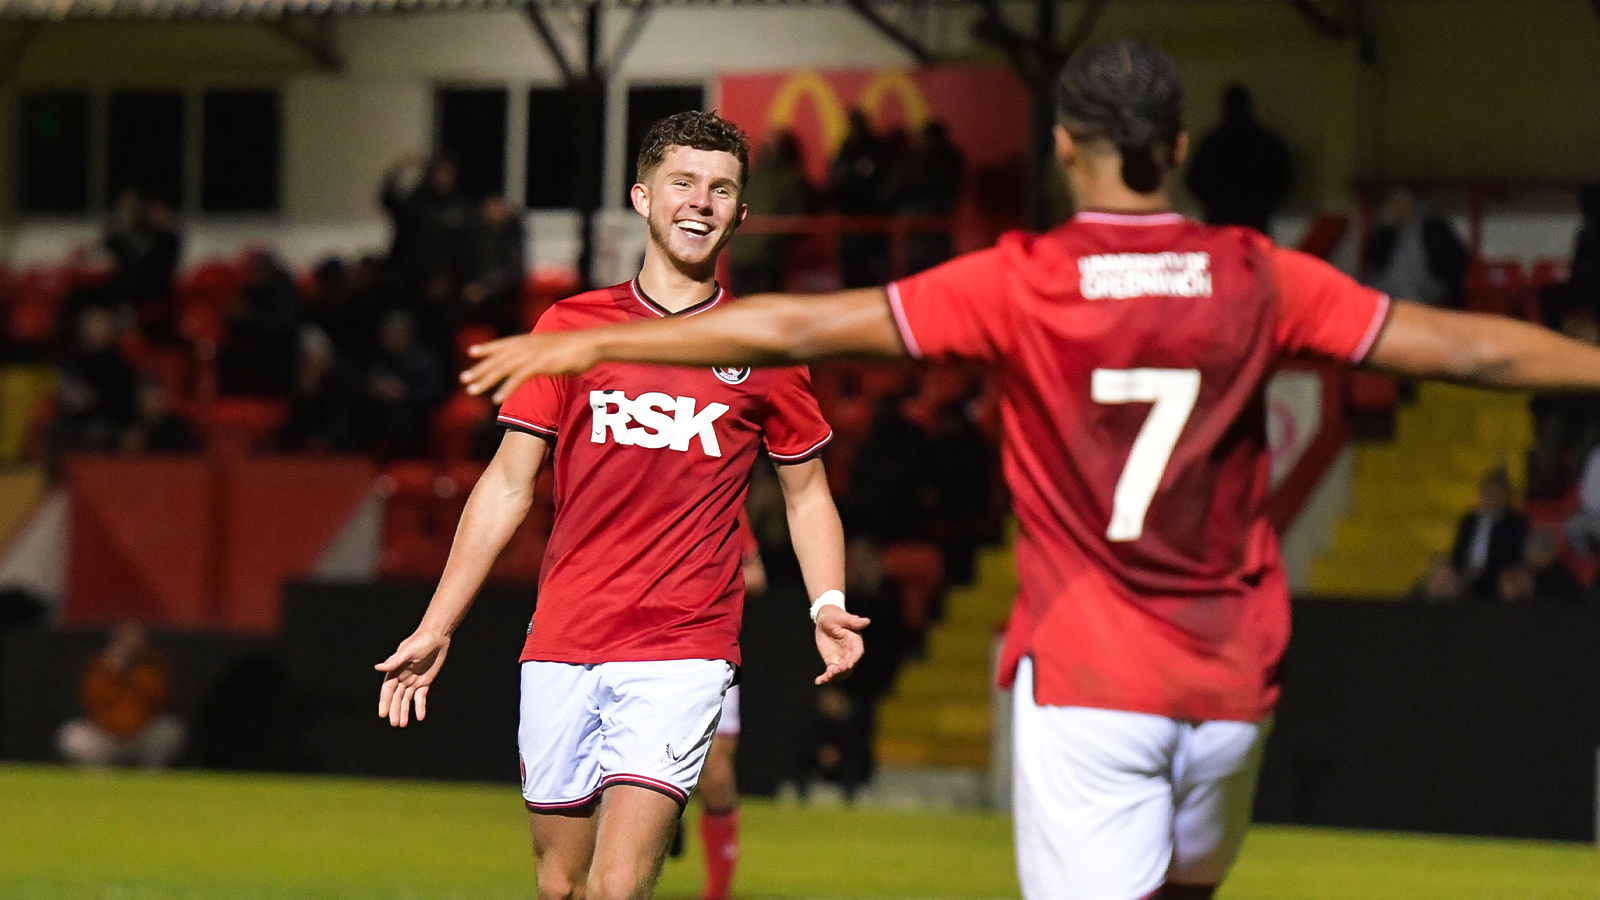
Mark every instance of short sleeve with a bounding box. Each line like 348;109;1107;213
762;366;833;464
886;247;1013;363
1271;245;1392;363
496;311;569;438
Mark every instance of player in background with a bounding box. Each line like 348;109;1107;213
376;111;868;900
671;512;759;898
695;516;762;900
460;41;1600;900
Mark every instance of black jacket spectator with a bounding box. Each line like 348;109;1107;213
463;197;527;337
104;190;182;343
889;122;965;275
830;110;894;287
278;327;358;453
1185;85;1292;233
1450;471;1530;601
122;380;199;454
1362;188;1470;308
218;253;303;396
1568;184;1600;321
55;305;138;455
381;155;476;291
359;311;445;458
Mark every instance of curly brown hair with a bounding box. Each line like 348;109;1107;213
636;110;750;186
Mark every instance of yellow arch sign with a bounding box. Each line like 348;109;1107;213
857;70;930;137
767;71;851;153
766;69;933;153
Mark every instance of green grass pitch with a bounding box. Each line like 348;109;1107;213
1;764;1593;899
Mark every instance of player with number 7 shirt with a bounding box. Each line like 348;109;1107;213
459;40;1600;900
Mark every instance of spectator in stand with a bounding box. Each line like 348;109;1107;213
121;379;199;454
842;390;930;544
218;252;303;396
462;196;527;337
901;371;1000;585
1496;529;1583;603
1565;183;1600;322
278;326;358;453
1362;187;1470;308
1450;468;1530;601
359;310;445;458
889;122;965;275
730;129;810;295
380;152;475;300
1526;309;1600;499
1412;554;1464;603
302;258;381;362
53;304;138;457
1565;445;1600;558
808;537;908;801
830;110;894;288
1184;84;1292;234
104;188;182;343
57;621;185;769
843;372;1000;585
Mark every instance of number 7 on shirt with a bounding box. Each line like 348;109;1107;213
1091;368;1201;542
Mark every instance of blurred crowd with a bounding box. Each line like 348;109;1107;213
25;157;533;470
730;113;966;295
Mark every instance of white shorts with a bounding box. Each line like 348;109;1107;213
1011;658;1269;900
714;684;741;737
518;658;735;811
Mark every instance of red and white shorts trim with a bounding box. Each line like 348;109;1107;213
517;658;734;811
1011;658;1269;900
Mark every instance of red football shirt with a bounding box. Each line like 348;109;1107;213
888;211;1389;722
498;281;832;666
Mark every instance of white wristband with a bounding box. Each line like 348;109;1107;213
809;590;846;624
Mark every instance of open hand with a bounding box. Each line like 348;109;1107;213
375;630;451;727
813;605;871;684
461;334;601;403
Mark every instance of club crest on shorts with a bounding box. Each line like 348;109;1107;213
712;366;751;385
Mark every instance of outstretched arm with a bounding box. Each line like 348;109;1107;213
463;288;905;402
375;430;548;726
1365;300;1600;389
775;457;869;684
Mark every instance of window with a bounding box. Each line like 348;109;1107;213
525;87;586;210
203;90;279;212
437;88;508;201
13;86;282;217
623;85;705;201
107;91;184;209
17;93;90;213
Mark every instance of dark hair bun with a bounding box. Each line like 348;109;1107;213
1055;39;1184;193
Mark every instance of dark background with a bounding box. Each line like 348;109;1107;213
4;593;1597;841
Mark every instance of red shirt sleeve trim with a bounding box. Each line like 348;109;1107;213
884;282;924;359
1350;293;1393;363
497;413;558;437
766;430;833;463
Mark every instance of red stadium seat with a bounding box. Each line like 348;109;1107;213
431;390;494;461
880;541;945;633
454;323;498;371
520;269;581;331
1524;492;1595;587
1464;258;1538;321
1347;370;1399;413
1530;257;1571;288
204;397;290;456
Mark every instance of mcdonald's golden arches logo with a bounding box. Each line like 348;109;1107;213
766;69;932;152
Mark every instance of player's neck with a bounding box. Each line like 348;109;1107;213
636;249;719;313
1068;171;1174;217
